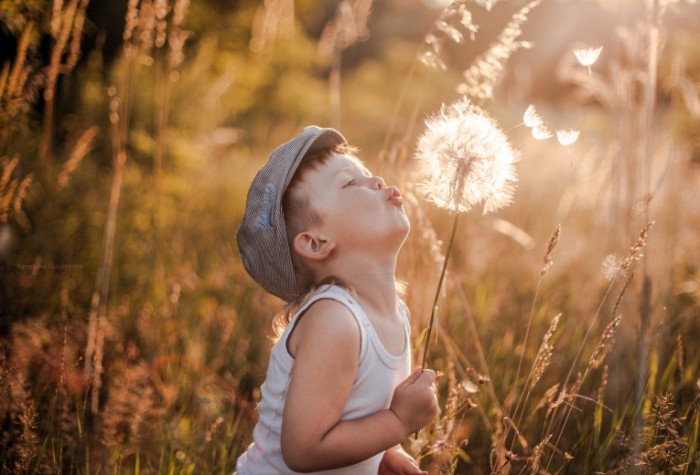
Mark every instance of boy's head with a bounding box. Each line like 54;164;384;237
237;126;348;302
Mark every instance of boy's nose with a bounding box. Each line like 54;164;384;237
372;176;386;190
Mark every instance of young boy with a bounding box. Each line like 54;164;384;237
236;126;438;474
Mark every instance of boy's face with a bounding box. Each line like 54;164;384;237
300;153;410;254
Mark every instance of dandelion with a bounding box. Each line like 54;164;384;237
573;46;603;74
415;97;519;214
556;129;580;146
414;97;518;367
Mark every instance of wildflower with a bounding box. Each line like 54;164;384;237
573;46;603;74
414;97;519;214
556;129;580;146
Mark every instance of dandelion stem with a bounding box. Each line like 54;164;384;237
421;212;460;368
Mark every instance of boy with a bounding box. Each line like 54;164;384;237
236;126;437;474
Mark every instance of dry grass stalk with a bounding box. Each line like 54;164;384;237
597;365;609;403
1;24;33;138
419;0;478;71
318;0;373;56
249;0;296;52
588;314;623;370
531;313;562;389
527;433;552;473
505;228;562;457
503;416;528;451
541;224;561;276
0;160;32;226
638;393;689;471
57;125;99;190
675;334;684;377
101;362;160;449
40;0;91;171
620;221;655;272
533;383;560;414
458;0;541;101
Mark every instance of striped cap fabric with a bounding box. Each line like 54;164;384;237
236;126;347;301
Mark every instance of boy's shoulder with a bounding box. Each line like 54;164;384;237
287;292;361;358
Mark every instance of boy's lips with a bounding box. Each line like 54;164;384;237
388;186;403;206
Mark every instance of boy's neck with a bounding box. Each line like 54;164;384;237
324;252;400;318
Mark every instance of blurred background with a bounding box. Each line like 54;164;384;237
1;0;699;472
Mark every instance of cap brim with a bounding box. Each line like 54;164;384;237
308;128;347;153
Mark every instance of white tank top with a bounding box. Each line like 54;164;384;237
236;285;412;474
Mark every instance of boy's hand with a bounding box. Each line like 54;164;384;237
389;367;438;436
379;446;427;475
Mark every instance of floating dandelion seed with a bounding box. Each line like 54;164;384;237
556;129;580;146
415;97;518;367
601;254;625;281
531;122;552;140
415;97;519;214
574;46;603;74
522;104;552;140
523;104;543;128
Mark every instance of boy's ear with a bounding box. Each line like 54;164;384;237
292;231;336;261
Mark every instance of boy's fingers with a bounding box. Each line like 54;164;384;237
404;367;423;383
417;369;436;384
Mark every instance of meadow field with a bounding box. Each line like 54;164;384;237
1;0;699;473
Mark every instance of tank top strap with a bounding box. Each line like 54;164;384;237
397;298;412;336
283;284;370;364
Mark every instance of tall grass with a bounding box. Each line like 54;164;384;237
1;0;699;473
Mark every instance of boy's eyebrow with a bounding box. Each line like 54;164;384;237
332;164;371;178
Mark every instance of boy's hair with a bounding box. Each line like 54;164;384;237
282;143;357;291
236;126;347;302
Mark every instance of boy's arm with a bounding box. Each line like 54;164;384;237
281;299;436;473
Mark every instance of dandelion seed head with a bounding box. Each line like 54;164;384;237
414;97;519;214
601;254;625;281
573;46;603;67
556;129;580;146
